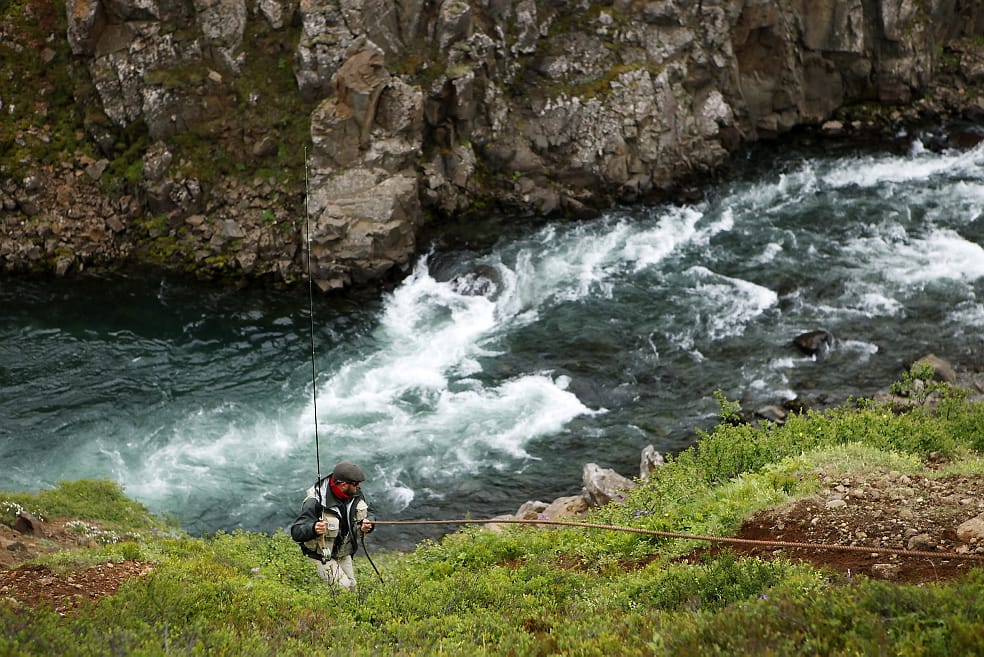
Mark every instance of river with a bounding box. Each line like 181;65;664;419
2;131;983;550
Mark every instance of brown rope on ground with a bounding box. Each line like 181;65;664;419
373;518;984;562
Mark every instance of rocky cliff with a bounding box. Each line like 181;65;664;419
2;0;983;290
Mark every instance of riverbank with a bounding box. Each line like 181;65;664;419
2;364;984;654
492;353;984;528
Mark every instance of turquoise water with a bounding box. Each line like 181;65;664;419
2;135;983;549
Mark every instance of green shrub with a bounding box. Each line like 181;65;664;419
665;569;984;655
0;479;162;529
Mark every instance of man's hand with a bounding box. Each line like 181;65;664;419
360;519;375;533
314;520;327;536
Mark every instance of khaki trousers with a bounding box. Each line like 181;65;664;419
316;554;356;590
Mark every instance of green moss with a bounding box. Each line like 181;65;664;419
0;479;163;530
203;254;231;270
143;64;208;90
101;121;150;192
0;0;89;178
1;1;310;202
568;62;648;100
136;215;169;236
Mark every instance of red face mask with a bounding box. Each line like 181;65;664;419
329;476;352;500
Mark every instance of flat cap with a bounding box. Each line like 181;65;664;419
332;460;366;483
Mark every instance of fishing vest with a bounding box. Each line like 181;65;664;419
300;481;369;561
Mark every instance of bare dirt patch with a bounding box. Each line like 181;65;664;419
0;519;154;614
686;470;984;584
0;560;154;615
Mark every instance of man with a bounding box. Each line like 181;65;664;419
291;460;375;591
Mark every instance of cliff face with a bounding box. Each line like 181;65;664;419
2;0;983;289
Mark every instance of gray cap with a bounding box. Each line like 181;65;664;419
332;460;366;483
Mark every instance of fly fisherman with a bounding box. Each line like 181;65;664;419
291;460;375;591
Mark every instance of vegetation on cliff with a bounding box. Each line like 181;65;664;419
4;0;984;287
2;366;983;655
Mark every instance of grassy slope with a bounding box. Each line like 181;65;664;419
2;367;983;656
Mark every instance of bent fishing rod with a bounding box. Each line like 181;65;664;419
357;515;983;585
367;517;984;563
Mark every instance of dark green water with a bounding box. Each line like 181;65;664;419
2;135;983;550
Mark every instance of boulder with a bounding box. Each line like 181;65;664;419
514;500;548;520
912;353;958;384
582;463;636;507
906;533;936;551
13;511;43;537
956;514;984;543
304;48;425;290
755;405;787;424
640;445;664;480
542;495;589;520
794;329;835;359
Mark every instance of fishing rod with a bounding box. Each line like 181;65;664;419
370;518;984;562
357;515;983;585
303;146;322;481
303;147;335;568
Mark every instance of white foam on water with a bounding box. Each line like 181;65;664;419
733;162;821;215
827;286;906;319
97;226;617;516
380;485;415;512
282;208;733;504
492;222;629;320
282;252;602;504
622;205;705;271
684;266;778;340
92;401;303;523
840;340;880;361
740;357;804;403
769;357;799;370
750;241;784;265
946;299;984;327
822;140;984;189
844;226;984;286
63;140;984;531
948;181;984;214
747;377;797;402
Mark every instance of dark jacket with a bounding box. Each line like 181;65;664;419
290;479;370;562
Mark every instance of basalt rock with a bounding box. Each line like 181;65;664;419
640;444;664;481
12;511;43;538
582;462;636;507
794;329;836;359
305;46;424;289
3;1;984;288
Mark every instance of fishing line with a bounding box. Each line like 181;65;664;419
303;146;322;480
